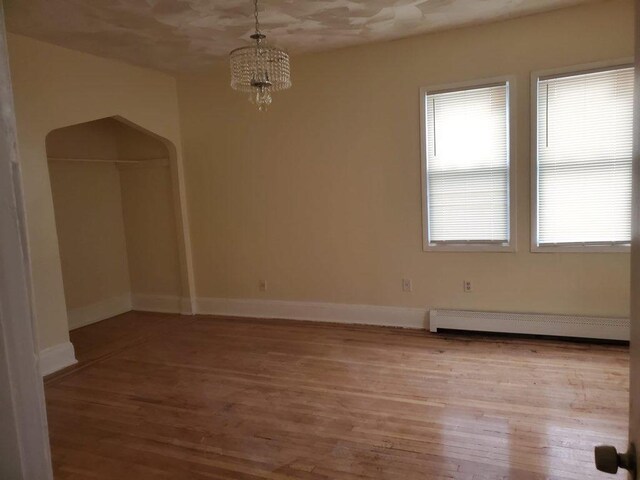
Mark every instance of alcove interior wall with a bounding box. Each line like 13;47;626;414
46;117;182;329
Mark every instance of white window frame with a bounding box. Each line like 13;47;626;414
531;59;634;254
420;76;517;253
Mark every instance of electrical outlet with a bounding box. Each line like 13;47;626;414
463;280;472;293
259;279;267;292
402;278;412;293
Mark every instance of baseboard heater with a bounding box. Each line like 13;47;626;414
429;309;629;341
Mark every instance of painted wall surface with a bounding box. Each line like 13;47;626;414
7;34;190;350
46;118;120;160
117;123;182;298
177;0;633;318
120;166;181;297
47;120;131;315
48;162;131;311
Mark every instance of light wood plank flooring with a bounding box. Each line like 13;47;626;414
45;311;629;479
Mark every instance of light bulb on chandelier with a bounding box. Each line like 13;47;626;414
229;0;291;111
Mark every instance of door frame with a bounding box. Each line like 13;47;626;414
0;1;54;478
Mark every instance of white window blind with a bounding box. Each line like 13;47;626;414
425;83;510;244
536;66;634;247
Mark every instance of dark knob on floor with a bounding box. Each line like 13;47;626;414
595;444;637;477
595;445;620;474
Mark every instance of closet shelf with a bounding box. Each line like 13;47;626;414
47;156;168;164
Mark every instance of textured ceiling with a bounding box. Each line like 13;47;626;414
6;0;599;72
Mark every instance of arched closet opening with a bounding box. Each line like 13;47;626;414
46;117;187;330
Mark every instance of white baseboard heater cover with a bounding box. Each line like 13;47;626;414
429;309;629;341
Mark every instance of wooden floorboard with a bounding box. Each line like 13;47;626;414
45;311;630;479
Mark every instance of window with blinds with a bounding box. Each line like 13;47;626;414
424;82;511;249
535;66;634;249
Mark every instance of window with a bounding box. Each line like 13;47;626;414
421;79;514;252
533;64;634;252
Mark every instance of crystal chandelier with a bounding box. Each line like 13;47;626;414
229;0;291;110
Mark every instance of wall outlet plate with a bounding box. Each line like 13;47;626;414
402;278;412;292
463;280;472;293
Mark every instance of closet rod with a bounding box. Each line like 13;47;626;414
47;156;168;164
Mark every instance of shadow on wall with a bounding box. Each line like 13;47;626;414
45;116;188;331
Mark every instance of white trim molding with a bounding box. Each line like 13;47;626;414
132;294;191;315
530;58;634;254
196;298;428;329
68;293;132;330
430;309;629;341
0;4;54;475
419;75;517;253
39;342;77;376
180;296;195;315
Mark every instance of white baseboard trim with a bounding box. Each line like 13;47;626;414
39;342;77;376
430;309;630;341
180;296;195;315
196;297;428;329
68;293;132;330
132;294;192;315
95;292;627;341
194;298;628;341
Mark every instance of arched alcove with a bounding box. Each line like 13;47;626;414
45;116;193;331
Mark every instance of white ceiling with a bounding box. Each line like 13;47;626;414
5;0;600;72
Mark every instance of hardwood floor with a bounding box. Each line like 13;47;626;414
45;311;629;479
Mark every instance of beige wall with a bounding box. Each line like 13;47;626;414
7;34;193;350
47;120;131;317
116;123;182;298
48;161;131;311
177;0;633;318
114;120;168;160
46;118;120;160
120;166;181;297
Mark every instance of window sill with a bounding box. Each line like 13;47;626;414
424;243;515;253
531;244;630;253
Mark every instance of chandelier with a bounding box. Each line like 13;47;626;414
229;0;292;110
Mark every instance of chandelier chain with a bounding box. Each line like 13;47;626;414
254;0;260;36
